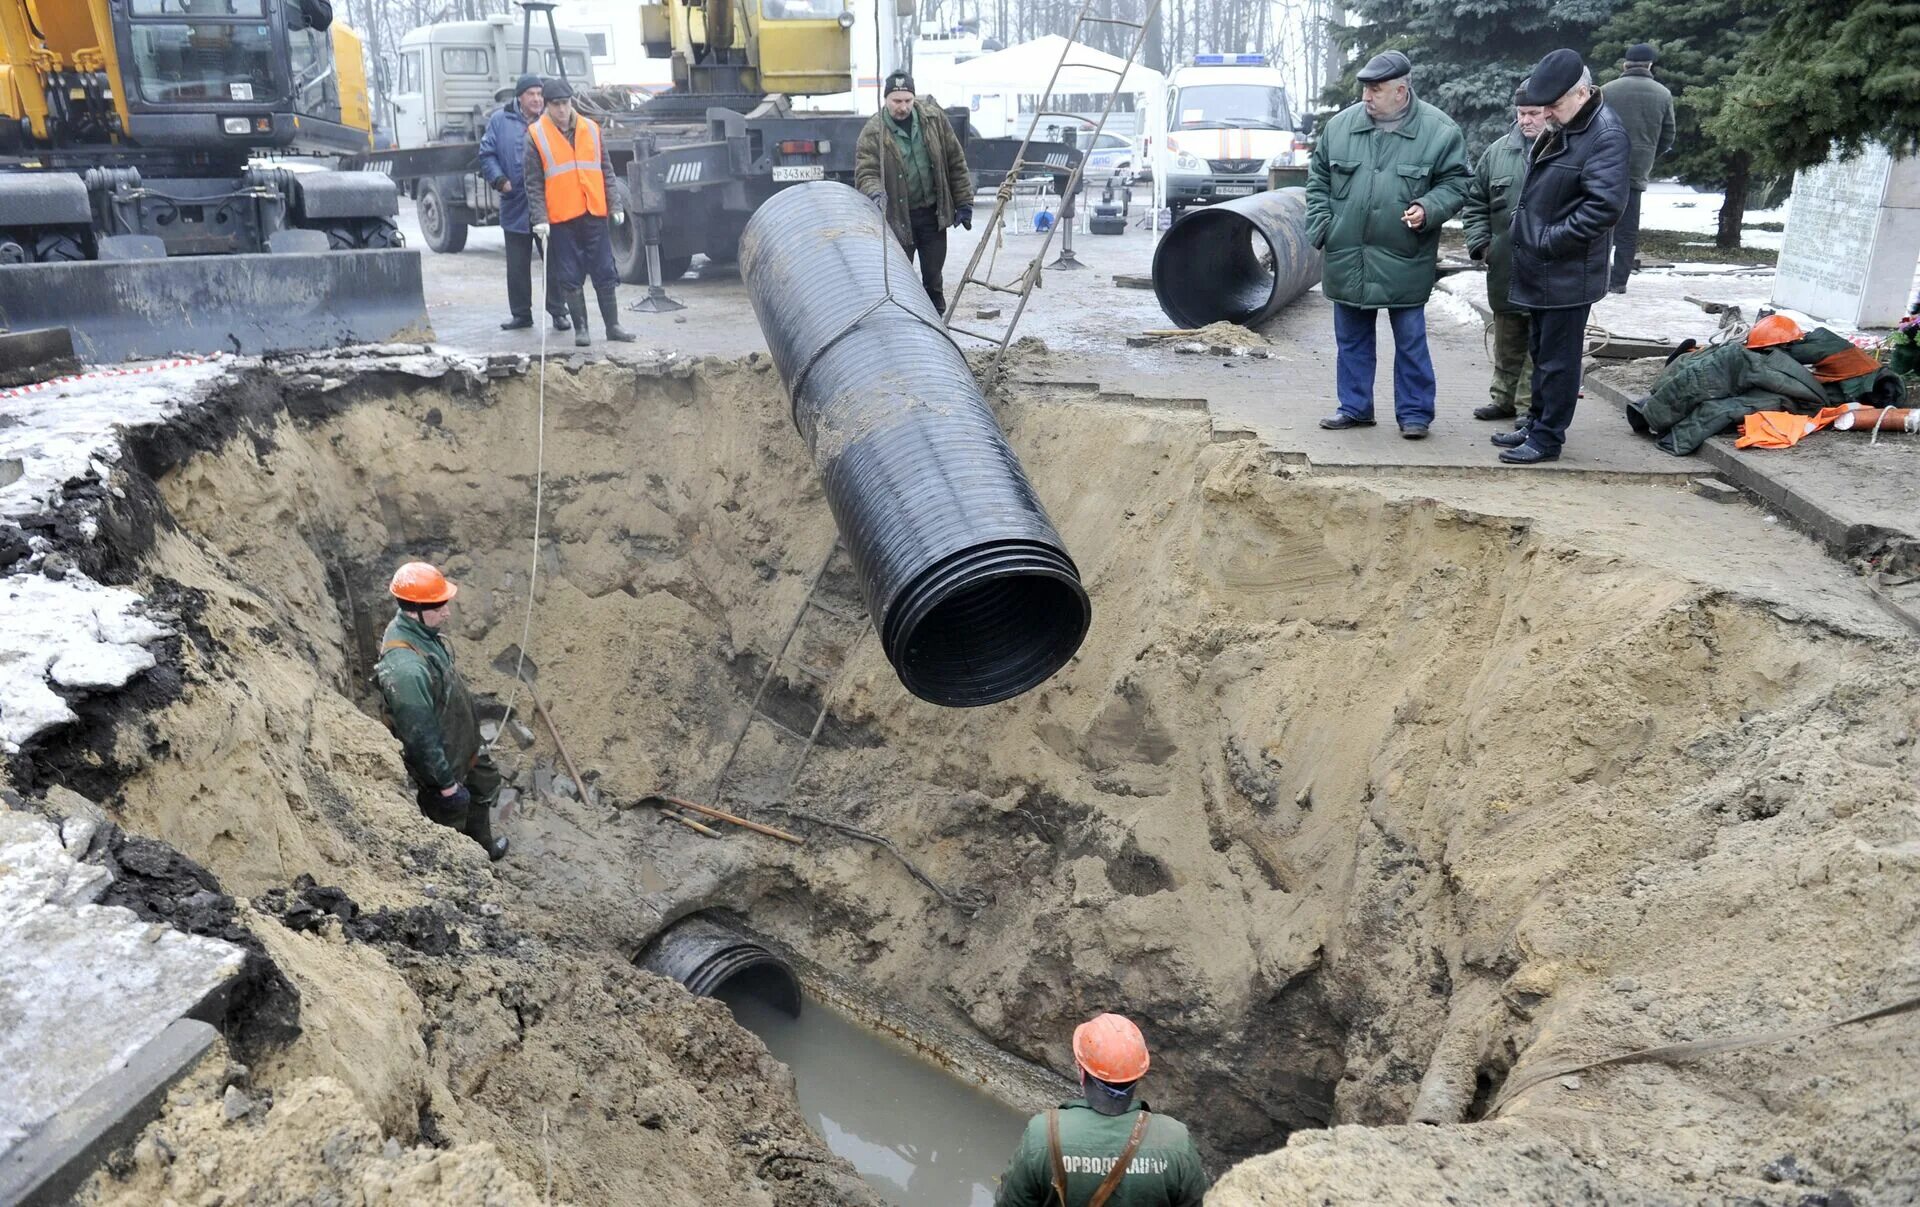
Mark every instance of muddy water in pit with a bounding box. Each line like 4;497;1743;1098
721;985;1030;1204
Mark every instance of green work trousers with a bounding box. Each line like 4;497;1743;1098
1490;310;1534;418
416;749;503;850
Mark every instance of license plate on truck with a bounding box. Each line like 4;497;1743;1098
1216;185;1256;196
772;165;825;182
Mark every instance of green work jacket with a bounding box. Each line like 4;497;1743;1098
994;1099;1208;1207
854;97;971;249
1305;97;1472;310
374;610;480;790
1462;127;1532;314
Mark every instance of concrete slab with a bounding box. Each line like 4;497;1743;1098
0;809;243;1171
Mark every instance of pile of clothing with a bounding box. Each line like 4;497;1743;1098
1626;315;1907;455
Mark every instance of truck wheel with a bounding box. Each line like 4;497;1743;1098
33;232;85;262
359;218;403;249
416;180;468;254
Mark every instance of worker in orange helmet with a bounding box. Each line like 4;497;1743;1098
994;1012;1208;1206
373;562;509;861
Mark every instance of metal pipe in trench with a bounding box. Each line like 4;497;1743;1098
1152;187;1323;328
739;181;1091;708
634;913;801;1015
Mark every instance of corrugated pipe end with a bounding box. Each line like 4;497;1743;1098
1152;188;1321;328
886;540;1091;708
634;914;801;1016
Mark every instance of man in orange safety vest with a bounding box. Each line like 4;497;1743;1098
525;76;636;347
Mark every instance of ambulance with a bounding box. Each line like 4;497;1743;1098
1146;53;1307;216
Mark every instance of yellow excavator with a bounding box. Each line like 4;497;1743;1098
0;0;427;362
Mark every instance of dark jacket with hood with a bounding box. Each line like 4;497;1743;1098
479;102;535;234
1508;90;1630;310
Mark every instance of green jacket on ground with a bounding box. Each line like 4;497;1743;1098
374;610;480;790
1632;342;1826;455
1305;97;1472;310
994;1099;1208;1207
1599;67;1675;190
1462;126;1531;315
855;98;971;249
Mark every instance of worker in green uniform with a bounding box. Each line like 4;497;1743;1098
373;561;509;861
994;1013;1208;1207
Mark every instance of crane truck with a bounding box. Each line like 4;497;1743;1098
0;0;427;362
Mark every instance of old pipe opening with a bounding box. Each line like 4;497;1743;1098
633;913;801;1016
740;181;1091;708
1152;187;1324;328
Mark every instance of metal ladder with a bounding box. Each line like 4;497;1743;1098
942;0;1165;385
706;541;870;808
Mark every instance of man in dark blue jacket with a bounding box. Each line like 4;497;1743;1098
478;74;569;332
1494;50;1629;465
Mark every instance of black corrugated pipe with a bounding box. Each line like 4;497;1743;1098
739;181;1091;708
634;914;801;1016
1152;187;1324;328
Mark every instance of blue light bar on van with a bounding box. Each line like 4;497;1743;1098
1193;53;1268;65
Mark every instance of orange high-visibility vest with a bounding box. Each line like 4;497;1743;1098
530;113;607;222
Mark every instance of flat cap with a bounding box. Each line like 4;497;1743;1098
1518;49;1584;105
1356;51;1412;84
1625;42;1656;63
541;76;574;101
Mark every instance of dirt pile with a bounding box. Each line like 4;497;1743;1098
8;353;1917;1204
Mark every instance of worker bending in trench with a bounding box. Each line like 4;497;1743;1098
526;77;636;347
374;562;510;861
995;1013;1208;1206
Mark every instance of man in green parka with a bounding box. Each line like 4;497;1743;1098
1306;50;1472;439
1463;86;1548;426
374;561;509;861
855;71;974;316
995;1013;1207;1207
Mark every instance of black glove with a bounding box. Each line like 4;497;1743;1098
443;782;472;813
1468;242;1487;262
493;177;509;193
955;205;974;230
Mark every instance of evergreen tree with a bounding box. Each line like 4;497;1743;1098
1708;0;1920;175
1592;0;1771;248
1323;0;1620;153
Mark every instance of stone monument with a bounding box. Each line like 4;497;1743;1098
1773;144;1920;329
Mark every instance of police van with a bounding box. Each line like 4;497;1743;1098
1146;53;1306;216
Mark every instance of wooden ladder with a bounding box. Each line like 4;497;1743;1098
942;0;1165;387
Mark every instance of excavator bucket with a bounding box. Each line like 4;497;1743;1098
0;249;431;364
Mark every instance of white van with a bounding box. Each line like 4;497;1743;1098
1146;54;1304;215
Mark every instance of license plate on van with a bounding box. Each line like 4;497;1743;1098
1216;185;1256;196
772;165;825;182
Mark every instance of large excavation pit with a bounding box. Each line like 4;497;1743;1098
11;352;1918;1206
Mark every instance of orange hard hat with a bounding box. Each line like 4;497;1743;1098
390;561;457;605
1072;1013;1150;1084
1746;314;1804;349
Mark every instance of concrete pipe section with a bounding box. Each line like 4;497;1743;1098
739;181;1091;709
633;913;801;1015
1152;187;1324;328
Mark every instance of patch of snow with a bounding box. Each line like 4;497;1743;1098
1427;285;1483;328
1640;182;1787;252
0;810;243;1153
0;358;232;523
0;575;172;752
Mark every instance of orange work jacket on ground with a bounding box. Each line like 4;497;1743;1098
529;113;608;222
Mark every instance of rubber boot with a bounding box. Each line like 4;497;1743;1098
568;290;591;347
598;291;637;343
465;800;510;862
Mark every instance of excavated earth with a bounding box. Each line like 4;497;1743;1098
3;350;1917;1205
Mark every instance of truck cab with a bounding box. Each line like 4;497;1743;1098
389;16;595;147
1148;54;1303;215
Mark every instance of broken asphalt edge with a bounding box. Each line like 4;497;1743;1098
0;1018;217;1207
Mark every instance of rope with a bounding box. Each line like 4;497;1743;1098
1489;991;1920;1117
486;231;551;752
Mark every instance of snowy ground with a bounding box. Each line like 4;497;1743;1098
1639;180;1787;251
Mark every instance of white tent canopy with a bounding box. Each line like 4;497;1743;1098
940;34;1164;110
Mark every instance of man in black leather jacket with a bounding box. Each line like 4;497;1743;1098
1494;50;1629;465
